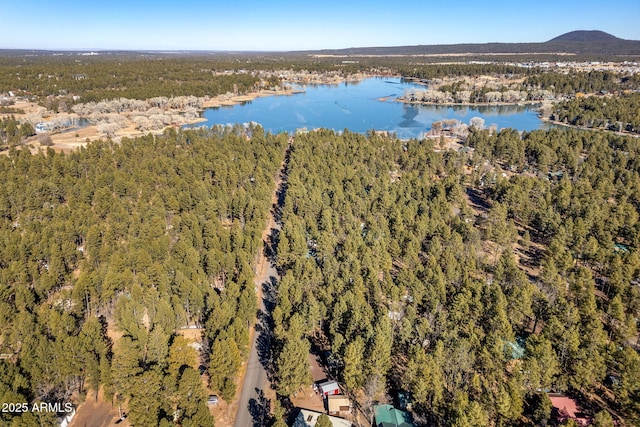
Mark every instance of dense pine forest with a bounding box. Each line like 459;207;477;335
272;128;640;426
0;125;288;426
0;123;638;426
551;93;640;133
0;56;283;102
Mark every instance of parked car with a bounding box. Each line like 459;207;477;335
207;395;219;405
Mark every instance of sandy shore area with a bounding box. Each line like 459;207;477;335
202;88;304;108
2;87;306;154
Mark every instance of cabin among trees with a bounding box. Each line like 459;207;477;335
374;405;415;427
327;395;351;416
548;393;591;426
317;380;341;396
293;409;353;427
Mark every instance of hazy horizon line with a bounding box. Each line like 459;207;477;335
1;30;638;54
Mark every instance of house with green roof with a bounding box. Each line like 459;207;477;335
374;404;415;427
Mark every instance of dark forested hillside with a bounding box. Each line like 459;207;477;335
547;30;622;43
300;31;640;57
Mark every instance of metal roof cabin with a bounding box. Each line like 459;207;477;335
317;380;340;396
374;404;415;427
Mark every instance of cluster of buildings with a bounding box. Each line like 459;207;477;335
293;380;352;426
479;60;640;74
291;390;594;426
292;380;416;427
293;409;352;427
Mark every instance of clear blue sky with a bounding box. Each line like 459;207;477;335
1;0;639;51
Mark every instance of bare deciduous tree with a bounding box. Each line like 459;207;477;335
97;122;123;138
38;133;53;146
470;117;485;130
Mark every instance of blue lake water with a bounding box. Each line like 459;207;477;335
189;77;549;139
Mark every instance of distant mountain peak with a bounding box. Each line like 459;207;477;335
299;30;640;57
547;30;622;43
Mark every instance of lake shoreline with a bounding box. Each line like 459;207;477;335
8;87;310;154
398;75;559;110
8;75;548;154
200;87;306;109
396;98;547;108
187;77;547;138
182;87;307;127
539;115;640;137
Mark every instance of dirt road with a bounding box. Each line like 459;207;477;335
233;141;290;427
232;260;278;427
68;390;127;427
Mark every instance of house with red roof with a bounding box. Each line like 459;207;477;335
548;393;591;426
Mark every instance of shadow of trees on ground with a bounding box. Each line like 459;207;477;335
248;388;271;427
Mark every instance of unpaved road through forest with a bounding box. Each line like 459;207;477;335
233;140;291;427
